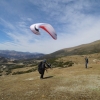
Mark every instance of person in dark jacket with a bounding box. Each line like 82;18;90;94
38;59;51;79
85;57;88;68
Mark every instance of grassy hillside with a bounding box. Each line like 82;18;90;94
0;64;100;100
0;54;100;100
46;40;100;58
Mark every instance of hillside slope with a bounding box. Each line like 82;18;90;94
47;40;100;57
0;63;100;100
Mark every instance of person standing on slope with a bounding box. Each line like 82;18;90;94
38;59;51;79
85;57;88;68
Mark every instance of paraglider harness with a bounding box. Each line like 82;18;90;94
38;61;52;74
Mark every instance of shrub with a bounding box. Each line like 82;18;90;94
58;61;73;68
12;68;37;75
5;69;12;75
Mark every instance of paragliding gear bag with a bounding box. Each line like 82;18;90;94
38;62;46;74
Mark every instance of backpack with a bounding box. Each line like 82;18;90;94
38;62;43;71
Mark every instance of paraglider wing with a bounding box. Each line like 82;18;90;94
34;25;39;32
30;23;57;40
39;23;57;40
30;24;40;35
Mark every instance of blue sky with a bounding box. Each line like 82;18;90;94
0;0;100;54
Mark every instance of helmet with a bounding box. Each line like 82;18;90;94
43;59;46;63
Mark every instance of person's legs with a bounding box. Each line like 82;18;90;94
40;74;43;79
40;70;45;79
85;62;87;68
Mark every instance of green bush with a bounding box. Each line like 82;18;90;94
8;65;25;70
12;68;37;75
5;69;12;75
0;70;3;73
58;61;74;68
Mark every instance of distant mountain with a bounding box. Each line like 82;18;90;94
0;50;45;59
45;40;100;58
1;40;100;59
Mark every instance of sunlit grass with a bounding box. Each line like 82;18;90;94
0;57;100;100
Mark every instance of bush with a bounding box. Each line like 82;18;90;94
5;69;12;75
12;68;37;75
8;65;25;70
0;70;3;73
58;61;74;68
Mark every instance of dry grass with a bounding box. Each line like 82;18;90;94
0;55;100;100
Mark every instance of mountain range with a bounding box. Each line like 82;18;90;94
0;40;100;59
0;50;44;59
